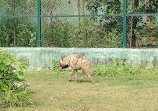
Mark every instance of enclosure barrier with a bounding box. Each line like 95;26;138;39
0;0;158;48
2;48;158;70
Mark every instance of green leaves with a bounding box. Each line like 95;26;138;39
0;71;2;78
0;63;5;70
1;84;9;91
0;51;27;79
0;51;32;107
0;58;12;71
94;59;140;76
17;72;25;80
3;58;12;65
15;65;21;72
0;18;36;47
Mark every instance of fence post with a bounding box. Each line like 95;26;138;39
123;0;127;48
37;0;41;47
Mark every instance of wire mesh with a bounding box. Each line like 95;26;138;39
41;16;123;48
126;0;158;48
0;17;37;47
41;0;124;48
0;0;158;48
0;0;37;47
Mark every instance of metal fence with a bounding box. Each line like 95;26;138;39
0;0;158;48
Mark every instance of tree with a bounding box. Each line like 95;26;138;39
85;0;158;47
145;0;158;44
130;0;139;47
0;18;36;47
130;0;158;47
41;0;61;22
0;0;36;46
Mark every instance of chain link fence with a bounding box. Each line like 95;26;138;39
0;0;37;47
41;0;124;48
0;0;158;48
126;0;158;48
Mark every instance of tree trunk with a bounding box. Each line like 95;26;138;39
78;0;81;22
82;0;85;15
130;17;133;48
130;0;139;47
85;31;88;41
13;24;16;46
146;0;153;29
146;0;155;43
13;1;16;46
130;17;137;47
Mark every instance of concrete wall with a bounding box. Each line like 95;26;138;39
1;47;158;70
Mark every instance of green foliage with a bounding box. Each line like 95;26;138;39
52;60;61;75
0;0;36;47
0;18;36;47
0;50;33;107
0;0;36;15
74;18;122;47
42;21;74;47
85;0;158;47
0;0;158;48
73;18;97;47
0;89;32;107
94;59;140;76
52;58;140;77
85;0;122;14
42;18;122;48
41;0;61;15
85;0;123;32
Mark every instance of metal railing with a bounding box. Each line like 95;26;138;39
0;0;158;48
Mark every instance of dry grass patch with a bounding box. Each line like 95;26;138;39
2;70;158;111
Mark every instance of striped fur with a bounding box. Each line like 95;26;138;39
60;54;94;83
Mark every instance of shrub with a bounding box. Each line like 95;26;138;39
0;18;36;47
52;60;61;75
41;18;122;48
94;59;140;76
0;50;33;107
42;21;74;47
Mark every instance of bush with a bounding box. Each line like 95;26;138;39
52;60;61;75
94;59;140;76
42;21;74;47
0;18;36;47
74;18;122;48
41;18;122;48
0;50;33;107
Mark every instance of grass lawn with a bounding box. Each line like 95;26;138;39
2;69;158;111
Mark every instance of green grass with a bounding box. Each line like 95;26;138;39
2;68;158;111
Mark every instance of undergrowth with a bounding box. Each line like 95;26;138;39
0;50;33;107
52;59;158;77
93;59;141;76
